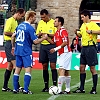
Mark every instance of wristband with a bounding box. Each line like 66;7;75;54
54;46;61;51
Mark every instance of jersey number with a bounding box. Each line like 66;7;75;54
16;30;25;42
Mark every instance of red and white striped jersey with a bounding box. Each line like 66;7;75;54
53;26;71;55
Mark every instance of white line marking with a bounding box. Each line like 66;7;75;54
47;74;100;100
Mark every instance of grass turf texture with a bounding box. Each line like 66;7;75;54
0;69;100;100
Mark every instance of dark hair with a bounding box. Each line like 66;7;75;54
40;9;49;15
80;9;91;19
16;8;25;14
55;16;64;26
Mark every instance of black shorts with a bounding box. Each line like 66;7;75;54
4;40;15;62
80;45;98;66
39;44;57;63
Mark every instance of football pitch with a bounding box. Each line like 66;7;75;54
0;69;100;100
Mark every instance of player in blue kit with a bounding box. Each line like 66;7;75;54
11;10;48;94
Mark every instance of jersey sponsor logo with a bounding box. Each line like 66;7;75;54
17;43;23;46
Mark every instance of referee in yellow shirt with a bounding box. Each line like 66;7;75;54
2;8;25;92
36;9;58;92
73;9;100;94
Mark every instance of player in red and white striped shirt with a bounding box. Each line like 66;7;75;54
47;16;72;94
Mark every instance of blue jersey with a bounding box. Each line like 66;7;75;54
14;21;38;56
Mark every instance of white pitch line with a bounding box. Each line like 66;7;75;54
47;74;100;100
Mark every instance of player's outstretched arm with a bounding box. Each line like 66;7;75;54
46;37;55;44
33;34;48;44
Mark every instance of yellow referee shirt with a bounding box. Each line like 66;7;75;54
4;17;18;41
80;21;100;46
36;19;56;45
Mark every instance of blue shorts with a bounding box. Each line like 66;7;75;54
16;55;33;68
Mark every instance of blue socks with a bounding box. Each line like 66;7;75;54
13;73;31;92
24;73;31;92
13;74;19;91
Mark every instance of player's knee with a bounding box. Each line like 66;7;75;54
42;63;48;70
7;66;13;71
43;67;48;70
50;63;56;69
80;66;85;73
90;67;96;74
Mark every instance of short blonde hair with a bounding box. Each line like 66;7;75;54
25;10;36;21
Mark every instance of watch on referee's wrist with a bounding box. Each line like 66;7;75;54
90;30;92;34
47;34;49;37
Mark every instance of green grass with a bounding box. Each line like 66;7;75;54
0;69;100;100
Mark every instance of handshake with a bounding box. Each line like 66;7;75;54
42;34;48;40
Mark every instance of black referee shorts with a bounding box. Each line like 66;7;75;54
39;44;57;63
80;45;98;66
4;40;15;62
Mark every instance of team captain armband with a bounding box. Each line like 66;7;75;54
54;46;61;51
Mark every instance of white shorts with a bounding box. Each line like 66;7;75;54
58;52;72;70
